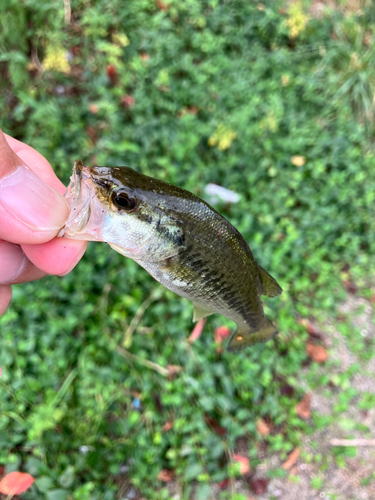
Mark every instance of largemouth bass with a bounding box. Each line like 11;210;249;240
60;161;282;351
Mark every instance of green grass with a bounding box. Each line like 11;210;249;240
1;0;375;498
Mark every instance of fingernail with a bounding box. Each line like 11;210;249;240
0;241;27;284
0;167;70;232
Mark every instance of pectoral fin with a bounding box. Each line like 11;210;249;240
227;317;278;352
258;265;282;298
193;303;215;322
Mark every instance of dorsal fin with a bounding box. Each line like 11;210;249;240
257;265;282;298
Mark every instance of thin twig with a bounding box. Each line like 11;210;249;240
63;0;71;24
330;438;375;447
31;46;44;75
121;288;162;348
116;346;169;376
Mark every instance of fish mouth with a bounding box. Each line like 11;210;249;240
58;160;106;241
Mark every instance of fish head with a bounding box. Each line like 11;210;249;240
60;161;185;261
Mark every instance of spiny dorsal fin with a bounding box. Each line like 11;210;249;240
258;264;282;298
227;317;278;352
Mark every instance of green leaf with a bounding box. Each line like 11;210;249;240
184;463;203;481
46;490;69;500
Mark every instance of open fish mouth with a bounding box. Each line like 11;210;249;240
58;160;106;241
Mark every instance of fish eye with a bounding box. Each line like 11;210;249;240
112;191;136;211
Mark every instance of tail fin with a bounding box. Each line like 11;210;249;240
227;317;278;352
257;264;282;298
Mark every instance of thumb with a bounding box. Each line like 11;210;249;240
0;130;70;244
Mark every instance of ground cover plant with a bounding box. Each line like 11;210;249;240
1;0;375;498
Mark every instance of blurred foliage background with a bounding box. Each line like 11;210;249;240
1;0;375;499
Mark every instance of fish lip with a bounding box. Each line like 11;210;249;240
69;160;92;204
73;159;84;174
59;160;105;239
72;160;82;203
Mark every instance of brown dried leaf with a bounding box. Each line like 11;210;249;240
157;469;174;482
155;0;170;11
157;85;170;92
86;126;98;144
232;454;251;475
162;420;173;432
71;45;81;56
298;318;324;339
248;478;269;495
178;106;199;118
282;447;301;470
140;52;150;61
214;326;231;344
306;343;328;363
106;64;117;84
256;418;270;437
204;415;227;436
0;472;35;495
291;155;306;167
343;280;357;294
167;365;183;379
280;383;295;397
218;478;229;490
305;322;318;335
310;1;326;20
88;103;99;114
295;394;311;420
121;95;135;109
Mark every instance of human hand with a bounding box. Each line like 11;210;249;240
0;130;87;316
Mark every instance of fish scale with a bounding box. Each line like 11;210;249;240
61;161;282;351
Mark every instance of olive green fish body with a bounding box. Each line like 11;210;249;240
137;210;274;351
62;162;282;351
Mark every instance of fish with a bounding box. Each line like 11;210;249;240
60;160;282;351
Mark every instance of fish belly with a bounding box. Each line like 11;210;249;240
137;257;262;327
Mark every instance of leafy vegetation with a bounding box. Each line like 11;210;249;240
1;0;375;498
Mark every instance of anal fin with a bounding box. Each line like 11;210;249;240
258;264;282;298
227;317;278;352
193;303;215;322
